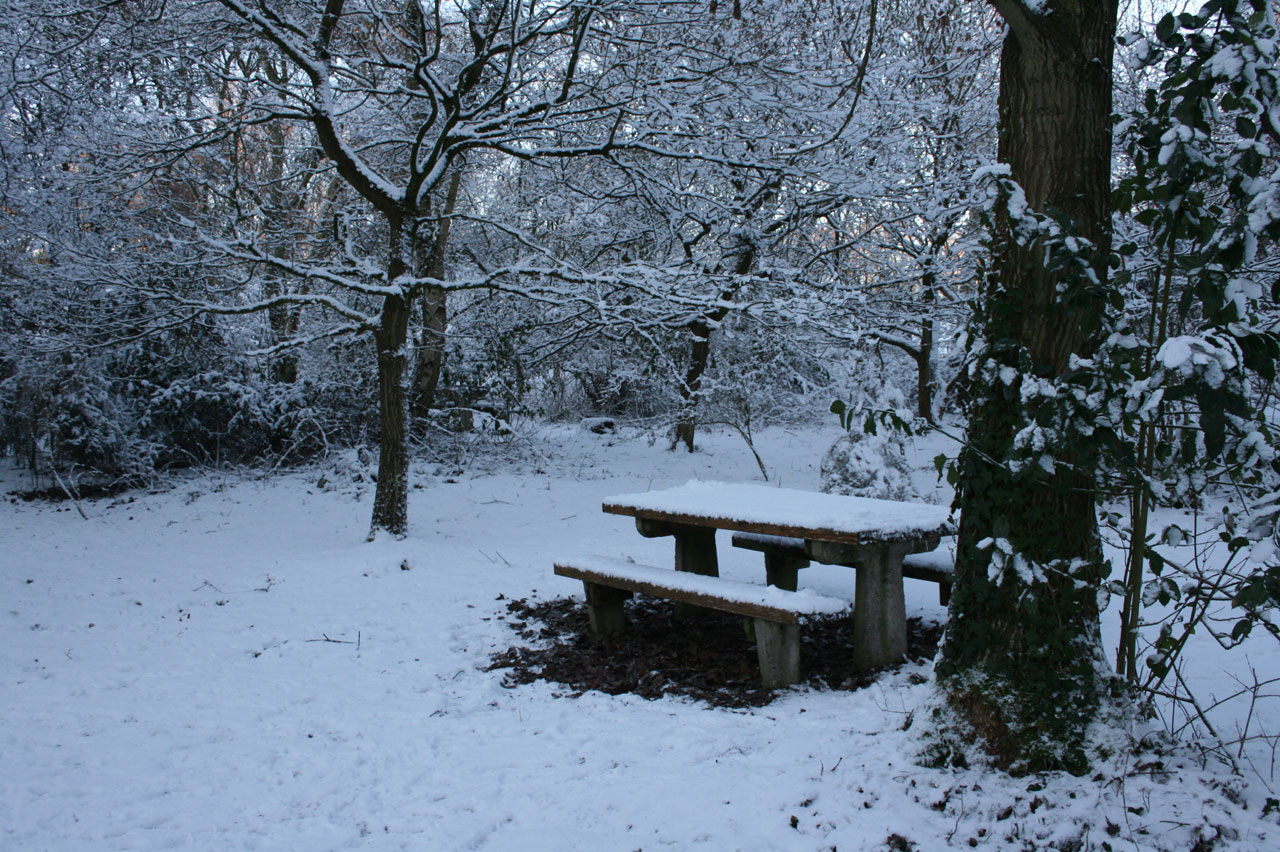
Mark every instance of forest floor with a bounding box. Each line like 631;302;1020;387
2;421;1277;851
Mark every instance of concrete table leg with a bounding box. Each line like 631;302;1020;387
808;538;923;673
850;542;911;671
764;552;806;592
673;527;718;619
635;518;719;619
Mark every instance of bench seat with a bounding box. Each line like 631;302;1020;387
731;531;956;605
554;555;850;688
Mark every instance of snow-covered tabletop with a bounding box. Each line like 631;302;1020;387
603;480;954;546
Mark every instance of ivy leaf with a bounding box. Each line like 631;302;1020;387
1198;389;1228;459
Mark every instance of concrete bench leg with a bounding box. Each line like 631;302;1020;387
764;552;807;592
753;618;800;688
746;552;811;641
583;582;631;636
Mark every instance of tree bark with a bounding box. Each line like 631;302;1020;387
672;239;754;452
936;0;1117;774
370;222;412;538
410;169;462;429
916;316;933;422
674;319;713;453
261;107;306;385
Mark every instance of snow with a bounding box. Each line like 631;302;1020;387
604;480;954;542
2;425;1276;851
1157;334;1240;387
902;546;955;576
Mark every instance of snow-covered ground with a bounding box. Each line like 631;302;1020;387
2;423;1276;850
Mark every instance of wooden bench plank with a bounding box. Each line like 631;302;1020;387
554;556;849;623
554;556;850;688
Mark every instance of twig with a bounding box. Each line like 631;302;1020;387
51;467;89;520
306;633;354;644
1172;665;1241;775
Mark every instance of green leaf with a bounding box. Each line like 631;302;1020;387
1236;115;1258;138
1200;397;1227;460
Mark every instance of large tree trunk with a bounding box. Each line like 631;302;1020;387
935;0;1117;774
370;223;413;538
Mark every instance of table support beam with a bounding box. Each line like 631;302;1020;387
763;551;806;592
808;536;937;672
635;518;718;618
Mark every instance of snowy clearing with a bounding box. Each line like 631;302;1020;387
3;424;1276;851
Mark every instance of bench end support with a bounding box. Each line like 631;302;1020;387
753;619;801;688
584;582;631;636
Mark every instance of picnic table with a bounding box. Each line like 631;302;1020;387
600;480;954;672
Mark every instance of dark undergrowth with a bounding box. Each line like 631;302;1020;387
486;596;944;708
10;481;137;502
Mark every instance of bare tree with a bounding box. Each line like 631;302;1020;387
127;0;691;536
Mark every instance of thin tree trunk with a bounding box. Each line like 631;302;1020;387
915;229;953;423
674;319;713;452
261;63;306;385
672;240;754;452
916;317;933;422
937;0;1118;774
410;169;462;427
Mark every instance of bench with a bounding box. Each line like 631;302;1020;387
731;532;956;605
554;555;850;688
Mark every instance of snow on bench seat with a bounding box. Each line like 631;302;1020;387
553;555;850;624
902;548;955;577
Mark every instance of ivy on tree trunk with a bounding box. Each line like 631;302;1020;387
935;0;1119;774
